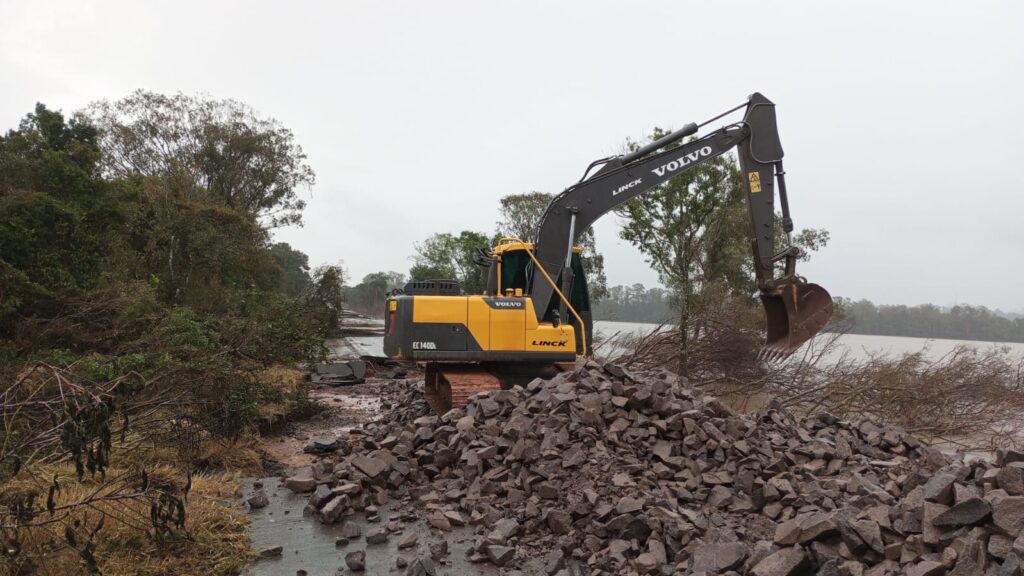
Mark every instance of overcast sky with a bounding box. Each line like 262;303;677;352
2;1;1021;310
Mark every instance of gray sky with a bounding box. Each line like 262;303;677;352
2;1;1021;310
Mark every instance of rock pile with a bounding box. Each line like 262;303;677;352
289;360;1024;575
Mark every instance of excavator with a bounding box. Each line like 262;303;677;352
383;93;833;413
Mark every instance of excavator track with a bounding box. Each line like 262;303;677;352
424;364;501;415
422;362;574;414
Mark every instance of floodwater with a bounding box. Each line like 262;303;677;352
592;320;1024;362
330;317;1024;362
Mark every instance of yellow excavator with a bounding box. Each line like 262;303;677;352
384;93;833;413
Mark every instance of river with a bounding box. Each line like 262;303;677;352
333;318;1024;362
593;320;1024;362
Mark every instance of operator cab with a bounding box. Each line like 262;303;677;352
486;239;593;354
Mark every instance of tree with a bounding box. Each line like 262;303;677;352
616;130;827;374
344;271;405;315
270;242;312;297
85;90;315;228
304;264;346;336
495;192;608;301
410;231;491;295
0;103;102;197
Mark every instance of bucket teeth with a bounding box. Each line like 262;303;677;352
757;345;792;363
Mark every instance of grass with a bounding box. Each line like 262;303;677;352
1;461;251;576
0;362;325;575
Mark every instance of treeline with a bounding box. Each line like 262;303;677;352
837;298;1024;343
592;284;673;323
590;289;1024;344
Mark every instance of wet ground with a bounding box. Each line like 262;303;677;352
240;477;502;576
242;320;520;575
259;384;383;468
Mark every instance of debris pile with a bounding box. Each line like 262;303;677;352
287;361;1024;575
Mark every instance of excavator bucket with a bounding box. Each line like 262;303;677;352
760;280;834;360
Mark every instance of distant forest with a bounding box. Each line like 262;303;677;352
592;284;674;324
592;285;1024;343
835;298;1024;343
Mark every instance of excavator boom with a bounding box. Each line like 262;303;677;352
527;92;832;356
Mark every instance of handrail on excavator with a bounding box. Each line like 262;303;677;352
499;236;588;358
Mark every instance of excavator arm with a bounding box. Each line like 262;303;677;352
528;92;832;357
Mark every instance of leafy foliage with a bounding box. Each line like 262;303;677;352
410;230;492;295
344;271;405;316
615;131;828;374
0;95;331;573
85;90;315;228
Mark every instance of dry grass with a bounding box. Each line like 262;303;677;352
0;461;250;576
195;435;262;475
608;319;1024;451
257;365;304;429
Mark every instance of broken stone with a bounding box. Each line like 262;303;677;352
398;532;418;549
340;521;362;539
344;549;366;572
258;545;283;558
487;518;519;545
994;497;1024;537
365;527;388;544
308;484;332;509
751;546;808;576
931;497;991;528
404;556;436;576
247;490;269;509
319;495;347;524
547;510;572;535
352;455;387;478
284;475;317;493
485;544;515;567
303;437;338;454
428;540;448;560
691;542;749;572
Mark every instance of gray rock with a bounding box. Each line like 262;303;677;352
258;545;283;558
344;549;366;571
352;455;387;478
303;438;338;454
365;527;388;544
906;560;945;576
486;518;519;545
751;546;808;576
403;557;436;576
308;484;332;509
544;548;566;575
922;472;958;504
486;544;515;567
691;542;749;572
340;521;362;539
547;510;572;535
284;475;317;493
319;495;347;524
247;490;269;509
932;497;992;527
994;497;1024;537
397;531;418;549
428;540;448;560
